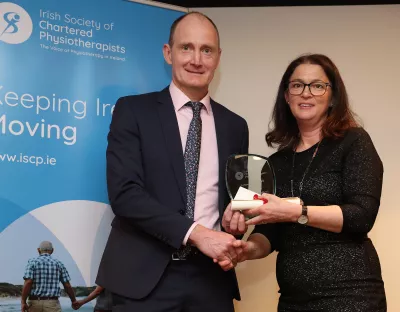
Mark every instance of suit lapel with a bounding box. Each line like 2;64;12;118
211;100;230;217
157;88;187;206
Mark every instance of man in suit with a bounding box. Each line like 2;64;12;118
96;12;249;312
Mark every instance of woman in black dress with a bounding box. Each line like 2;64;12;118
222;54;386;311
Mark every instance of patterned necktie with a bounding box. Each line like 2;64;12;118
175;101;203;259
183;101;203;219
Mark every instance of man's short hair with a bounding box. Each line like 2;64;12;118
168;12;220;47
38;241;53;252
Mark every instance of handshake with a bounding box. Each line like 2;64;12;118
188;193;288;270
188;204;251;271
71;300;84;310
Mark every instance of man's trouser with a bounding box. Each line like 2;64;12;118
27;299;62;312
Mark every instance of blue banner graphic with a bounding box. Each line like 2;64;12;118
0;0;183;307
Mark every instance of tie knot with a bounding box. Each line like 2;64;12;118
186;101;203;117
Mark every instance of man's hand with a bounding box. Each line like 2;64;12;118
222;203;248;235
216;239;254;271
21;302;29;312
188;225;238;267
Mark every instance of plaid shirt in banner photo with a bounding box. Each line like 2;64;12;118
23;253;71;297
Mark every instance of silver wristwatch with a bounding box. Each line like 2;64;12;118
297;205;308;225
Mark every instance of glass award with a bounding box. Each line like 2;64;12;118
225;154;301;210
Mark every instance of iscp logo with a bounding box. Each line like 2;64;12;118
0;2;33;44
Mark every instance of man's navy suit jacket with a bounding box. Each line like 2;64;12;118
96;87;249;300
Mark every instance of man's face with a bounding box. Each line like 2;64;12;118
163;15;221;96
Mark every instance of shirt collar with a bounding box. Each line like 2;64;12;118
169;81;211;114
39;253;51;257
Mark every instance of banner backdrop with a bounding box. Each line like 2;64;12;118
0;0;184;307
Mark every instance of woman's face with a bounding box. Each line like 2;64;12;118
285;64;332;126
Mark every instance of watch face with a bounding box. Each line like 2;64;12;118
298;215;308;225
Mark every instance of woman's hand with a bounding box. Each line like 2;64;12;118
72;300;83;310
243;193;301;226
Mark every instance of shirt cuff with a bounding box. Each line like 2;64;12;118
183;222;198;245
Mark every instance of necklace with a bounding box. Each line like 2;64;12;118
290;139;322;199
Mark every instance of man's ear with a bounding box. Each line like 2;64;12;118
163;44;172;65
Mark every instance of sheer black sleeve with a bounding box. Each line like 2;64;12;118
339;129;383;234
